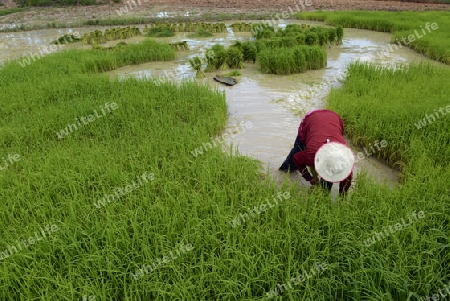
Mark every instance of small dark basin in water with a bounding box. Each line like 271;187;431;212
214;75;238;86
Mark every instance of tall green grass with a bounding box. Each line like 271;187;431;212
146;26;175;38
297;11;450;64
141;22;227;34
204;24;336;74
12;39;175;74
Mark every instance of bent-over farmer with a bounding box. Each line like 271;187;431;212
279;109;355;195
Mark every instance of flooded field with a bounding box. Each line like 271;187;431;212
2;10;450;299
1;20;440;189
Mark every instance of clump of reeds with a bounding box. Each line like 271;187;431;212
226;47;245;69
77;26;141;45
231;41;257;63
145;22;227;33
187;29;214;38
50;33;80;45
252;23;276;39
203;44;246;72
169;41;189;51
336;26;344;44
146;26;175;37
230;22;253;32
188;56;205;78
221;70;241;77
258;45;326;74
207;44;228;71
204;49;217;72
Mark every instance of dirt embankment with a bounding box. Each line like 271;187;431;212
1;0;449;28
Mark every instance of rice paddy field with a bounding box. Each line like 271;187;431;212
0;10;450;301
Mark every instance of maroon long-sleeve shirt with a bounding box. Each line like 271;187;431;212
293;110;352;193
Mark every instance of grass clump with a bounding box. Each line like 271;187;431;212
13;39;175;73
50;33;80;45
146;26;175;38
188;56;205;78
230;22;253;32
323;61;450;299
144;22;227;33
204;24;335;74
77;26;141;45
204;44;231;72
187;29;214;38
297;11;450;64
0;8;24;16
226;47;245;69
258;45;326;74
169;41;189;51
328;62;450;170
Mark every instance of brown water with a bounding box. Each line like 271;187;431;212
1;21;440;190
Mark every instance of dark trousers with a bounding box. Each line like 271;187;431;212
281;136;333;192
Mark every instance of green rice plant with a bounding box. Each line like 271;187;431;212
241;41;257;63
210;44;228;70
231;41;257;63
226;47;245;69
169;41;189;51
95;30;106;44
218;61;229;71
184;22;192;32
258;45;325;74
188;56;205;79
297;11;450;64
204;50;217;73
50;33;80;45
327;62;450;169
327;28;336;45
0;8;24;16
168;22;226;33
73;27;142;46
295;33;306;45
146;26;175;38
281;24;303;35
336;26;344;44
314;28;327;46
230;22;252;32
303;46;327;70
187;29;214;38
252;23;275;39
305;32;319;45
281;36;298;48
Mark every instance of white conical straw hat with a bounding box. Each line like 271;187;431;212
314;142;355;182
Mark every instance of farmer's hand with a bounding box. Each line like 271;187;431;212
310;177;320;186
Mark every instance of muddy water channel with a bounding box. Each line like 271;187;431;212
1;21;439;191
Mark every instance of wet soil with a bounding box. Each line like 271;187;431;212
0;0;448;30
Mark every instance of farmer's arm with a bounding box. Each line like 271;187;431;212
339;172;352;194
293;148;316;182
